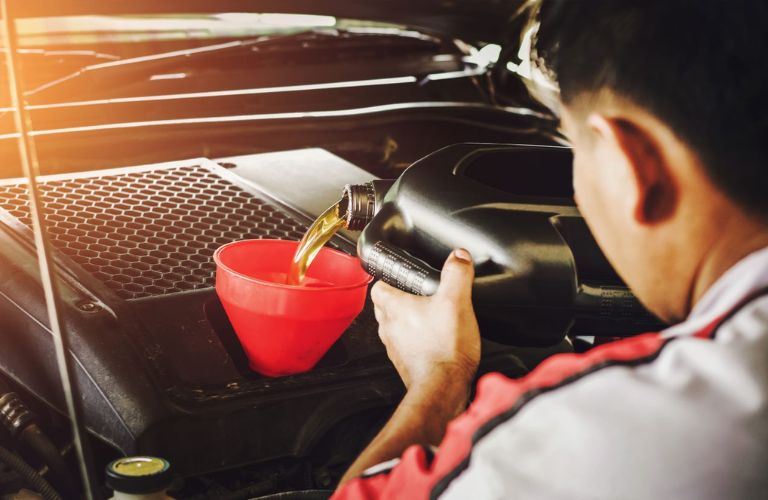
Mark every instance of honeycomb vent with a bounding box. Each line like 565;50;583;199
0;162;308;299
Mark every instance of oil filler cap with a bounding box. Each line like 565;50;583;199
106;456;172;495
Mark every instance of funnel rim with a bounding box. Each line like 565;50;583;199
214;239;373;292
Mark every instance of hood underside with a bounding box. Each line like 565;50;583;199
7;0;526;43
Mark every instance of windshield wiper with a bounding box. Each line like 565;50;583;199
25;36;271;96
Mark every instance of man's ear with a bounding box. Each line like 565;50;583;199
586;114;677;224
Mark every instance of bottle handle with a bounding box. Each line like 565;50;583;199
360;240;440;296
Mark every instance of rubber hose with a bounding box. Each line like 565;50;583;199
19;424;77;496
0;376;75;496
0;445;63;500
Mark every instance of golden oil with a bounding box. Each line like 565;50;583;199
287;201;346;285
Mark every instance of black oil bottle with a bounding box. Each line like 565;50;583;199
343;143;660;346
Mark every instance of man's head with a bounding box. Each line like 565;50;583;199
527;0;768;322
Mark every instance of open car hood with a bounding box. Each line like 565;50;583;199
7;0;526;43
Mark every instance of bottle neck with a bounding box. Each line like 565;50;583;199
341;182;376;230
341;180;394;231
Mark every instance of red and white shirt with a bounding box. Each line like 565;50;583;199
334;247;768;500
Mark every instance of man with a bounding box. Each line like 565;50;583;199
333;1;768;498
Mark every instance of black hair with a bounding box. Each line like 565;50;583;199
530;0;768;217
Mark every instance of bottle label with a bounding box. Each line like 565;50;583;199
364;241;438;296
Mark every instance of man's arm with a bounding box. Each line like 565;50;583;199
338;249;480;486
339;364;471;485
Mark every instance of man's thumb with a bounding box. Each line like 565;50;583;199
436;248;474;302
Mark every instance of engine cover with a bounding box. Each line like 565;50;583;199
0;149;542;477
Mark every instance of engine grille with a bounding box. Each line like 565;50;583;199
0;160;308;300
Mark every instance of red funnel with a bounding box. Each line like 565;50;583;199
214;239;372;377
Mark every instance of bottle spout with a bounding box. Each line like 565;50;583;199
340;180;395;231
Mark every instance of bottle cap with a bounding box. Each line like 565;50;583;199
106;456;172;495
341;182;376;230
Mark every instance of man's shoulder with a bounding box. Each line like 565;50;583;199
438;292;768;500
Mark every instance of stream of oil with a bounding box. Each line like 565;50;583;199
287;201;346;285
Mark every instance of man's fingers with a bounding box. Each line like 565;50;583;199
436;248;475;303
373;251;473;306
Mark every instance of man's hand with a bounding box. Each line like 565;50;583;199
337;250;481;487
371;248;481;392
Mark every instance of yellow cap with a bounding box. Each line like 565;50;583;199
106;456;172;494
110;457;168;477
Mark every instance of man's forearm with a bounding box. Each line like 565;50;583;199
338;368;472;487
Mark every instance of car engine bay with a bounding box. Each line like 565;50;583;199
0;149;582;498
0;6;655;498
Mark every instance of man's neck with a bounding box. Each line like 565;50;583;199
689;215;768;313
